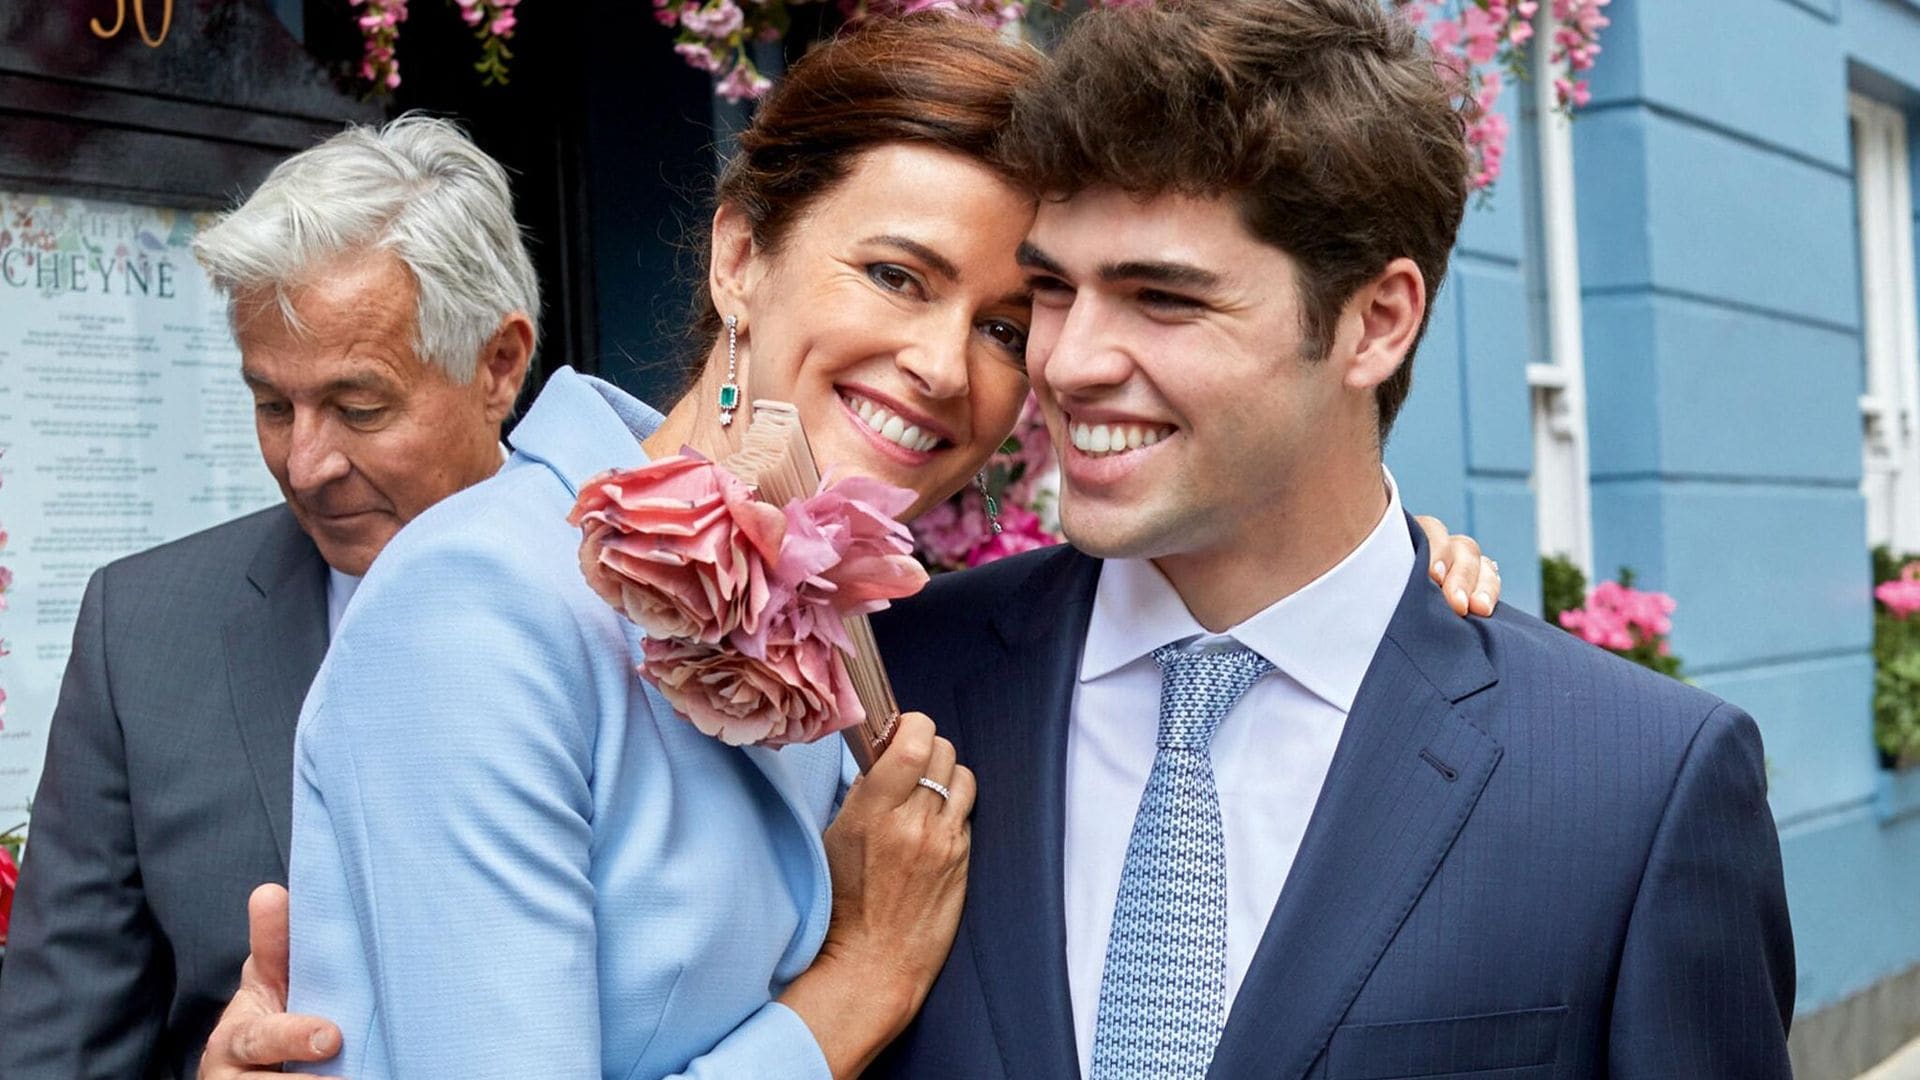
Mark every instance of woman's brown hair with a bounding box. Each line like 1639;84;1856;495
686;15;1043;365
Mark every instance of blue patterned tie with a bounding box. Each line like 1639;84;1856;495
1089;642;1274;1080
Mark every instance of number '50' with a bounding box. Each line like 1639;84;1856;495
91;0;174;48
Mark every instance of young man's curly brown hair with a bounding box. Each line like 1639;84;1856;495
1000;0;1473;440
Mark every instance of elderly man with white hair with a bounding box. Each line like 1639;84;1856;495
0;114;538;1079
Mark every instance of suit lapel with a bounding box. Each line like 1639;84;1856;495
958;549;1100;1080
223;508;330;871
1209;519;1504;1080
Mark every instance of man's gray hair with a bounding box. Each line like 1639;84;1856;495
195;113;541;382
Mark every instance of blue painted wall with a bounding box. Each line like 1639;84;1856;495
1397;0;1920;1021
1578;0;1914;1019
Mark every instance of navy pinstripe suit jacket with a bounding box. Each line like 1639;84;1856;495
869;517;1794;1079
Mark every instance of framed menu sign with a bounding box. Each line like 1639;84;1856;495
0;2;376;831
0;191;283;817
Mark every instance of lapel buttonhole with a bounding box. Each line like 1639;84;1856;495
1418;748;1460;782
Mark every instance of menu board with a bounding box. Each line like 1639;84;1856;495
0;192;282;824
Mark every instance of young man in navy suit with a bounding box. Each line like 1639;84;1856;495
869;2;1794;1077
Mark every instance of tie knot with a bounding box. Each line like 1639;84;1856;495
1150;643;1274;750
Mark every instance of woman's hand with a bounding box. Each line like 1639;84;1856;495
1415;516;1503;617
778;711;975;1079
199;884;344;1080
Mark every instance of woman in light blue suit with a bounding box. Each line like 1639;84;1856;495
198;17;1502;1080
266;22;1043;1079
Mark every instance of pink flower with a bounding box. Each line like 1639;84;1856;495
716;62;773;103
681;0;744;37
785;475;925;616
1002;395;1056;504
640;614;863;747
965;504;1061;568
1878;578;1920;620
728;473;925;661
908;498;982;570
1561;576;1678;656
578;451;927;749
675;42;722;72
0;843;15;946
570;455;787;644
1559;604;1624;650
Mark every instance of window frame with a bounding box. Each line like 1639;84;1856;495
1851;93;1920;555
1523;8;1595;581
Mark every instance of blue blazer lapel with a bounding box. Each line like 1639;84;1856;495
512;367;837;934
957;548;1100;1079
223;507;330;871
1209;517;1504;1080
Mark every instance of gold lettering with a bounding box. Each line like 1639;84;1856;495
88;0;126;39
89;0;173;48
133;0;173;48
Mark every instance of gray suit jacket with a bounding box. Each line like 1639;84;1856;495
0;504;329;1079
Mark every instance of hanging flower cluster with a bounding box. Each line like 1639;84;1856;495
457;0;522;86
350;0;408;90
344;2;1605;194
657;0;1026;103
658;0;1160;103
1392;0;1610;189
351;0;522;91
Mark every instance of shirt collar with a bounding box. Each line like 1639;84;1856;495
326;567;362;639
1078;468;1414;713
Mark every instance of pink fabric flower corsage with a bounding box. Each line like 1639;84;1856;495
569;454;787;645
572;453;928;748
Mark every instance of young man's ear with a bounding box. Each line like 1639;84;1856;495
1342;256;1426;394
709;202;760;318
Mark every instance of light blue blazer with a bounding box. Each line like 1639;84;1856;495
287;369;848;1079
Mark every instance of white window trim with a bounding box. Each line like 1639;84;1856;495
1526;8;1595;580
1851;94;1920;554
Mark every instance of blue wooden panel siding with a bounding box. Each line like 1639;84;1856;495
1571;0;1920;1019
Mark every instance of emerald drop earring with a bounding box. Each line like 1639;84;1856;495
976;471;1003;535
719;314;741;426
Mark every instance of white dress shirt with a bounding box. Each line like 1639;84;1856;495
327;568;361;639
1063;470;1414;1078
